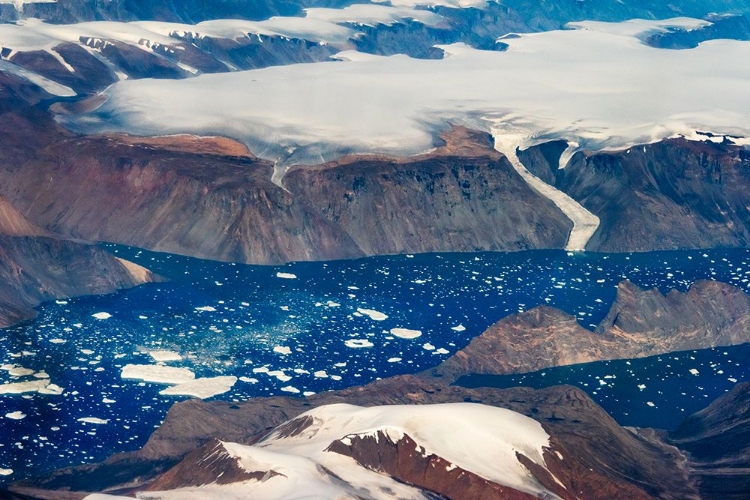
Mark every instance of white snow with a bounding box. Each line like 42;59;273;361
148;350;182;362
91;312;112;320
119;402;555;500
66;20;750;168
257;403;555;497
356;308;388;321
0;0;56;13
276;272;297;279
390;327;422;339
159;376;237;398
5;411;26;420
120;364;195;384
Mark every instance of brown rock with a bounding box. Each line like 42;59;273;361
0;235;162;327
430;279;750;379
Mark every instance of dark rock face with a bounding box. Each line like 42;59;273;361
430;279;750;379
554;138;750;252
13;377;697;499
670;382;750;499
284;129;572;255
0;126;571;264
0;235;161;327
8;44;117;95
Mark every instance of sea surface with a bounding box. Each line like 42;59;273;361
2;246;750;481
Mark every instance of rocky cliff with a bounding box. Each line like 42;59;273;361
0;235;161;327
0;125;572;264
669;381;750;499
430;279;750;380
551;138;750;252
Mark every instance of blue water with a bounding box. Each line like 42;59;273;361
2;246;750;481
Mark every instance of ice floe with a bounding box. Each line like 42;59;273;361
120;364;195;384
159;376;237;398
389;328;422;339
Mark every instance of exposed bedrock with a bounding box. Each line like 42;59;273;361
0;126;572;264
0;234;161;328
542;138;750;252
429;279;750;380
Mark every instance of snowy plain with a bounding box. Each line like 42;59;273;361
53;17;750;168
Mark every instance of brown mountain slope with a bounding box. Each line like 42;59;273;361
429;279;750;380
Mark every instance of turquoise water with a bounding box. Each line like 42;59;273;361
2;246;750;481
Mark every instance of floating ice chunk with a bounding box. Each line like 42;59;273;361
303;391;315;397
3;365;34;377
314;370;328;378
646;401;656;407
38;384;64;395
121;364;195;384
267;370;292;382
273;346;292;355
81;349;95;355
55;300;68;305
330;375;342;381
390;328;422;339
276;272;297;279
327;301;341;307
78;417;109;424
33;371;50;379
49;338;66;344
434;348;449;355
637;384;646;390
294;368;310;374
103;397;116;404
148;350;182;362
194;306;216;312
423;343;436;350
689;368;699;375
451;324;466;332
729;377;738;383
5;411;26;420
357;308;388;321
0;380;48;394
387;357;402;363
92;312;112;320
0;469;12;476
281;386;301;394
160;376;237;398
239;376;259;383
344;339;374;348
253;366;270;373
